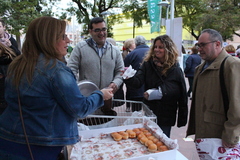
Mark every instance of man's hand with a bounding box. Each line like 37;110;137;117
222;140;237;148
4;39;12;47
108;83;118;94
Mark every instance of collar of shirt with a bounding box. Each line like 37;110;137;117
91;39;108;57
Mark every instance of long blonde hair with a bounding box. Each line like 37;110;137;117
144;35;178;76
7;16;66;87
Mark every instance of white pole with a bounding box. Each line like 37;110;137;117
170;0;175;38
170;0;174;20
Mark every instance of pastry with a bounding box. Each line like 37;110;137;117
145;140;153;147
126;129;133;134
128;131;136;138
139;136;148;144
144;132;152;137
148;143;157;152
133;128;142;136
133;128;140;132
110;132;118;137
158;145;169;151
139;128;147;131
152;138;159;144
137;133;145;140
147;136;155;141
111;132;122;141
118;131;129;140
156;141;164;146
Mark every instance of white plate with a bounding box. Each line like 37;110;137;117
78;80;99;96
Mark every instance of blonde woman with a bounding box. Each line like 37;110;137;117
123;35;188;137
224;44;236;56
122;38;135;59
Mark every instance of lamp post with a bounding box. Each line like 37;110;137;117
158;0;174;38
100;11;111;27
158;0;170;19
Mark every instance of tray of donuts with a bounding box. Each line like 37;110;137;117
71;119;178;160
110;128;170;153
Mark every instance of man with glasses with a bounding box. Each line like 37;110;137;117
67;17;124;113
187;29;240;158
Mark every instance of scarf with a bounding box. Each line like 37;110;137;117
153;57;164;73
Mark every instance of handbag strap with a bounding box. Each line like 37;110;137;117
17;89;34;160
219;56;229;120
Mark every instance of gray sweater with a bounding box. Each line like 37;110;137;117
67;38;124;89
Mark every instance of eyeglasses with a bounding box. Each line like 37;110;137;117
195;41;217;49
92;28;107;33
63;34;68;40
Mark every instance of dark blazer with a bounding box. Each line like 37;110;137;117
124;44;149;99
184;53;201;77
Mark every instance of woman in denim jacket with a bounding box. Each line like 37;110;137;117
0;16;113;160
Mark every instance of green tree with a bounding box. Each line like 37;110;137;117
0;0;57;49
61;0;127;38
175;0;240;41
122;0;150;38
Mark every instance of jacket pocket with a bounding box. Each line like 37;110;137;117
204;110;226;125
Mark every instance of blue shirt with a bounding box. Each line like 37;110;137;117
92;39;108;57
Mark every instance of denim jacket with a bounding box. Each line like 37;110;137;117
0;54;104;146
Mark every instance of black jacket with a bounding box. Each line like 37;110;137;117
124;59;188;127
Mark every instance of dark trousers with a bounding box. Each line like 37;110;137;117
187;77;194;97
159;125;172;138
126;97;143;112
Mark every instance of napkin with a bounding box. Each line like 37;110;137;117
122;65;136;79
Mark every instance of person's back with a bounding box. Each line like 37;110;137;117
224;44;236;56
183;52;190;70
184;46;201;98
184;47;201;78
122;38;135;60
124;35;149;111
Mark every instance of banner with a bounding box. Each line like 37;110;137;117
147;0;161;33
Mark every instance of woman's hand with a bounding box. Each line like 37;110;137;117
143;92;149;100
101;88;113;100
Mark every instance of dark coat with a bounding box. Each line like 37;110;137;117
9;36;21;56
184;53;201;77
186;50;240;145
124;59;188;127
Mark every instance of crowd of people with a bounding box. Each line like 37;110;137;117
0;16;239;160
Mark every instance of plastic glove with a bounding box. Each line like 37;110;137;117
144;87;163;100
